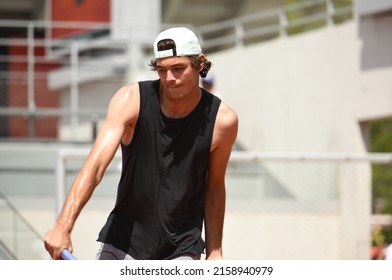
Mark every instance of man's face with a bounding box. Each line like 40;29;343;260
156;56;201;99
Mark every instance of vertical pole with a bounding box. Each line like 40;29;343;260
56;150;66;216
127;38;144;83
13;210;17;258
70;42;79;138
327;0;335;27
126;41;136;84
279;8;288;38
45;0;52;56
235;20;244;48
352;0;359;22
27;22;36;138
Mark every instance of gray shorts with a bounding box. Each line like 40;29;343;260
96;243;201;260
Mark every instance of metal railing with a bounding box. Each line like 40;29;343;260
54;149;388;213
197;0;353;51
0;191;47;259
0;144;390;259
51;149;386;259
0;18;129;141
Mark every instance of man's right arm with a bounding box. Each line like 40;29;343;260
44;83;140;259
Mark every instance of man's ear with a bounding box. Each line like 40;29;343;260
198;54;206;71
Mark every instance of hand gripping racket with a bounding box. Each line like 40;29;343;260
61;249;78;260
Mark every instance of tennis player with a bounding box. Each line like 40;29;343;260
44;27;238;260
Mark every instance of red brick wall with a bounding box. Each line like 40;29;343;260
6;1;110;139
51;0;110;38
8;36;60;138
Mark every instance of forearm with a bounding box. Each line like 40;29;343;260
56;166;102;232
44;167;101;259
204;184;226;259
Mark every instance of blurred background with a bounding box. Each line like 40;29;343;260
0;0;392;260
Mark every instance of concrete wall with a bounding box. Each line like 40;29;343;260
357;14;392;120
204;19;392;259
210;22;373;153
111;0;160;42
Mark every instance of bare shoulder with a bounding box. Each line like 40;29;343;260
216;101;238;129
212;101;238;150
107;83;140;120
103;83;140;145
112;83;140;104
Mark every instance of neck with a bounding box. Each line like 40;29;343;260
160;88;202;119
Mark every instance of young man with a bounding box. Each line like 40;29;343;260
44;27;238;260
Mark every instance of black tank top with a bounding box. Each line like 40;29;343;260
97;79;221;259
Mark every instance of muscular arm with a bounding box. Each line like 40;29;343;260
204;102;238;260
44;84;140;259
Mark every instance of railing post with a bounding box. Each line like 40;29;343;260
126;40;144;84
27;22;36;139
13;210;17;258
327;0;335;27
56;150;66;216
235;20;245;48
279;8;288;38
70;42;79;138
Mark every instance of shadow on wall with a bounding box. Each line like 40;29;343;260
359;12;392;70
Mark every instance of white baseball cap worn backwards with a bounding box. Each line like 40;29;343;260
153;27;202;59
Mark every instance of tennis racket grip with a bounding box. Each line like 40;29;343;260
61;249;78;260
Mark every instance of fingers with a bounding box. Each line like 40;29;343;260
60;245;74;260
44;239;59;259
45;244;67;260
44;229;72;260
43;235;54;259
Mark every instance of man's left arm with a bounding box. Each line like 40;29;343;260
204;103;238;260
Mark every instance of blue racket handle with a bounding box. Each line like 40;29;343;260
61;249;77;260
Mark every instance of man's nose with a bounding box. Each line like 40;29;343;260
165;70;176;82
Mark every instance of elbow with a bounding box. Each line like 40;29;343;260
80;163;105;189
